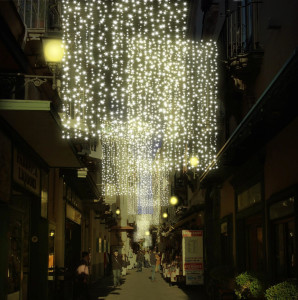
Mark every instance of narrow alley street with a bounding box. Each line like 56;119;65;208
89;269;208;300
1;1;298;300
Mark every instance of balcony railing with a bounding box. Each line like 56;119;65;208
12;0;62;33
226;1;262;60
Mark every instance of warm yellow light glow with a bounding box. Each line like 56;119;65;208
162;212;168;219
190;156;199;168
115;208;121;215
145;230;150;236
169;196;178;206
43;39;64;63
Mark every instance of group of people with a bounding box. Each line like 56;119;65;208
136;248;161;281
73;249;124;300
73;247;162;299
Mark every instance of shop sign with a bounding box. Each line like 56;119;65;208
13;148;40;196
182;230;204;285
66;204;81;225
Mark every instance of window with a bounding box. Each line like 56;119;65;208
237;182;261;211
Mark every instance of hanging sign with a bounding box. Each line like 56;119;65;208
182;230;204;285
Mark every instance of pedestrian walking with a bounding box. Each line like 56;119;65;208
74;251;90;300
150;249;157;281
136;250;143;272
144;250;150;268
155;252;161;273
111;249;122;287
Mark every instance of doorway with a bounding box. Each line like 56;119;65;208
245;214;264;272
65;219;81;276
273;217;295;280
237;214;264;272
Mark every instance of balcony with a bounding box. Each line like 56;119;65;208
13;0;62;39
225;1;263;80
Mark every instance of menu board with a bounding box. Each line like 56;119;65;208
182;230;204;285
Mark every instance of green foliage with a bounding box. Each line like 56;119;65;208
234;272;264;299
265;281;298;300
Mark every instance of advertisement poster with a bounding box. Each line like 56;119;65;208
182;230;204;285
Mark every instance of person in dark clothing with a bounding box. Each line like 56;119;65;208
74;251;90;300
111;249;122;287
136;250;143;272
150;249;157;281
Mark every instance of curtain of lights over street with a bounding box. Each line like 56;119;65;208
60;0;218;225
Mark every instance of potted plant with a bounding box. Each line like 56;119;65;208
265;280;298;300
234;272;264;299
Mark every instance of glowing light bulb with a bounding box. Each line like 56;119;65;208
190;156;199;168
169;196;178;206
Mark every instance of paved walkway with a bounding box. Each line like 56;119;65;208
90;268;208;300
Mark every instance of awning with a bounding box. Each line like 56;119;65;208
110;226;134;231
173;213;198;230
161;212;200;237
0;99;82;168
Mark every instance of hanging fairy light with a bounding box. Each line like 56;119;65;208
60;0;218;217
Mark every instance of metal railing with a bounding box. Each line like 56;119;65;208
226;1;262;60
12;0;62;32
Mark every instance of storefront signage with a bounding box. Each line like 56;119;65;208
182;230;204;285
66;204;81;225
13;148;40;196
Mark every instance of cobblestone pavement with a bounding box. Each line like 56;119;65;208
90;268;209;300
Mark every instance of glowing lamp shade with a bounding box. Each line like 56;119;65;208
115;208;121;215
169;196;178;206
43;39;64;63
162;212;168;219
190;156;199;168
145;231;150;236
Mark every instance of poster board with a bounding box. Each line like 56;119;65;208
182;230;204;285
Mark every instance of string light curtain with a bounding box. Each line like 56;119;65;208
61;0;218;203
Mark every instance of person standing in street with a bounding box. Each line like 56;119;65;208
111;249;122;288
150;248;157;281
74;251;90;300
136;250;143;272
155;252;161;273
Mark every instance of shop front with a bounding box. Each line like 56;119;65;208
0;127;49;300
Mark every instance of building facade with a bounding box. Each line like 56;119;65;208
0;2;111;300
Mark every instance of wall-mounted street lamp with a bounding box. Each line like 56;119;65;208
49;230;55;237
24;36;64;94
162;212;168;219
115;207;121;215
169;196;178;206
145;230;150;236
189;156;199;178
42;38;64;91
